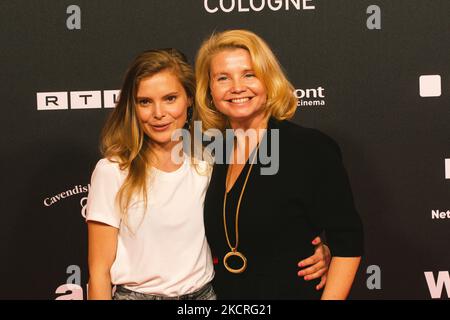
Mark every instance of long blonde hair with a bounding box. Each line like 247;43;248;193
100;49;196;221
195;29;297;131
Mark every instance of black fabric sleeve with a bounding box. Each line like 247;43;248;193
307;132;364;257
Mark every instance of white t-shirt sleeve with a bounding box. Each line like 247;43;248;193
86;159;122;228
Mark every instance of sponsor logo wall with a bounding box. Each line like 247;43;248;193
1;0;449;299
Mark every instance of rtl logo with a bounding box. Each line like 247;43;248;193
36;90;119;111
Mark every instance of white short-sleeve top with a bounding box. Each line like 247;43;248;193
86;157;214;296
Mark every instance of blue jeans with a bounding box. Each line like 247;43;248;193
113;282;216;300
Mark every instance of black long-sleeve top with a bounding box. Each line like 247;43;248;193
203;118;364;299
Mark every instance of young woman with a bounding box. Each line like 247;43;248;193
195;30;364;299
86;48;330;300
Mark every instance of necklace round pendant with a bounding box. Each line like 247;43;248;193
223;250;247;274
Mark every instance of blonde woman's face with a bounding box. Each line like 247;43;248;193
209;48;267;127
136;70;191;148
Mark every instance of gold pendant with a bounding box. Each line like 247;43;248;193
223;250;247;274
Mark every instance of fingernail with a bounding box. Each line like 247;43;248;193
298;262;303;267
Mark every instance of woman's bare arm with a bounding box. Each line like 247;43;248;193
87;221;118;300
320;257;361;300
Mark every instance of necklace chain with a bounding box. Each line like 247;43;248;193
222;142;260;273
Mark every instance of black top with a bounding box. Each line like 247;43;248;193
203;118;364;299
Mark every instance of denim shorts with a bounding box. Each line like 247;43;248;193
113;282;216;300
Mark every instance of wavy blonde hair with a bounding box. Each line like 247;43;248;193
100;49;196;223
195;29;297;131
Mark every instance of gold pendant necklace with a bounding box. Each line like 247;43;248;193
222;143;260;274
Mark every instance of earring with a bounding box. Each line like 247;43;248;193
184;107;193;129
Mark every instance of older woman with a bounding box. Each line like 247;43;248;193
195;30;364;299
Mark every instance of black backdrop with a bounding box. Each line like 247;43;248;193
1;0;449;299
